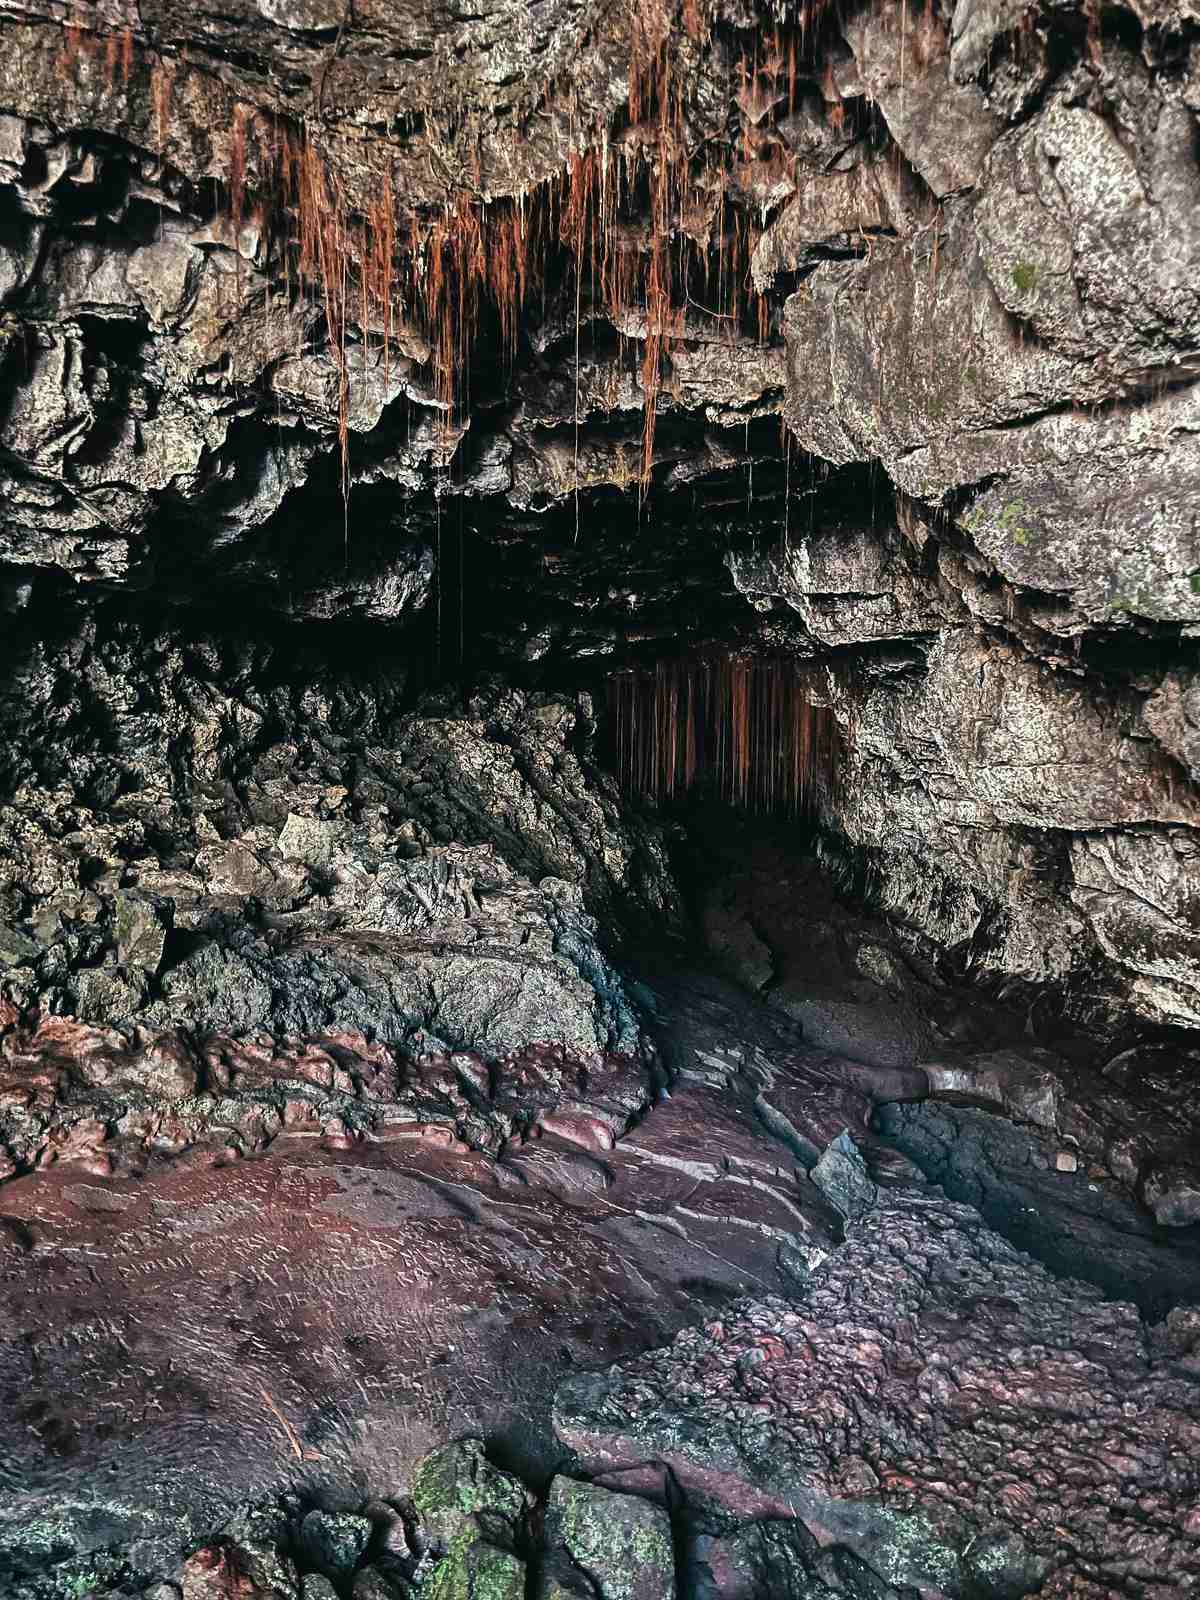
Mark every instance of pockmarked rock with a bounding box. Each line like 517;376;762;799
555;1179;1200;1596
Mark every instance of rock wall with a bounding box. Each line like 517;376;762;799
0;600;676;1063
0;0;1198;1049
736;0;1200;1035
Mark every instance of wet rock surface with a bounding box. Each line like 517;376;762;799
0;960;853;1597
0;946;1195;1600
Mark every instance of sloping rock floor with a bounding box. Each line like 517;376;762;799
0;967;1198;1599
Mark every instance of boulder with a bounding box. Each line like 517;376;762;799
298;1510;373;1577
540;1478;675;1600
410;1440;527;1551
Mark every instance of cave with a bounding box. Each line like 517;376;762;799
1;0;1199;1595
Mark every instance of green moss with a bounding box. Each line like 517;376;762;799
1011;261;1038;294
548;1478;673;1600
421;1527;525;1600
1190;570;1200;595
411;1440;524;1547
994;498;1034;548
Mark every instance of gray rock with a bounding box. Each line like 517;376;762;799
1143;670;1200;782
818;628;1200;1032
843;0;1003;195
750;154;913;293
114;894;169;974
277;814;359;869
782;102;1200;622
410;1439;527;1550
948;0;1043;90
157;942;274;1035
541;1477;675;1600
299;1510;374;1576
1069;829;1200;1029
75;963;149;1024
728;523;951;647
0;922;40;968
810;1131;877;1222
301;1580;341;1600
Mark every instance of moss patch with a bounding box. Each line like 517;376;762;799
995;498;1035;548
421;1525;526;1600
545;1477;674;1600
411;1440;526;1549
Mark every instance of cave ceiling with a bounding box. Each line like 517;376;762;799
0;0;1191;676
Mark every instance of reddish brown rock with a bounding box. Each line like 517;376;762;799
556;1184;1200;1597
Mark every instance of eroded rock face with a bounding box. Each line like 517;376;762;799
781;35;1200;638
0;605;676;1076
746;3;1200;1035
0;964;862;1598
727;564;1200;1033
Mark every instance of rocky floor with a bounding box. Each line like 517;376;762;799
0;955;1198;1600
0;573;1197;1600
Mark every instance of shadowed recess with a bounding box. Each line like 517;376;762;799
607;653;840;816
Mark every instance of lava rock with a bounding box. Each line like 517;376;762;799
352;1569;412;1600
555;1186;1200;1594
810;1131;877;1222
299;1510;373;1577
0;924;40;969
301;1578;341;1600
410;1440;527;1551
1142;1160;1200;1228
114;894;169;974
541;1477;675;1600
694;1517;918;1599
74;963;149;1024
419;1528;525;1600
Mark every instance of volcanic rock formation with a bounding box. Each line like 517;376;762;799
0;0;1199;1594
